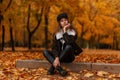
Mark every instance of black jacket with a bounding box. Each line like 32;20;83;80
52;29;82;57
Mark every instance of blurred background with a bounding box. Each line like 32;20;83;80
0;0;120;51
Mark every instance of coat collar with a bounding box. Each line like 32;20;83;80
56;29;76;40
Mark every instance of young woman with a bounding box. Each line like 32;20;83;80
43;13;82;76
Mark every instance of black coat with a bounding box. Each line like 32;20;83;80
52;29;82;57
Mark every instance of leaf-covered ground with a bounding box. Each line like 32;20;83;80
0;49;120;80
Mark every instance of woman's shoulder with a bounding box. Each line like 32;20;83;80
54;30;63;40
67;29;76;36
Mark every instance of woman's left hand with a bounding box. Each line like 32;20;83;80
53;57;60;68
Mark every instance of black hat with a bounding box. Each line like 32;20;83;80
57;13;68;22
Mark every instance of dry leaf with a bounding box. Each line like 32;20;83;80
0;49;120;79
66;76;72;80
41;78;50;80
84;72;94;77
114;74;120;78
96;78;108;80
0;71;4;76
108;74;116;78
97;71;109;77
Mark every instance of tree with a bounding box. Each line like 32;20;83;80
75;0;120;49
0;0;3;3
26;4;43;49
9;18;15;51
43;0;51;49
0;0;12;51
1;0;120;50
1;25;5;51
4;0;12;12
44;9;49;49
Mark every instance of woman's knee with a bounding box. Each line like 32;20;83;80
64;45;74;55
65;45;72;50
43;50;49;56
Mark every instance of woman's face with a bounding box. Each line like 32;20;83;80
59;18;69;28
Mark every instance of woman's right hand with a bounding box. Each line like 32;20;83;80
53;57;60;68
63;23;71;32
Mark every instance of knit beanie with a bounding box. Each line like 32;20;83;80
57;13;68;22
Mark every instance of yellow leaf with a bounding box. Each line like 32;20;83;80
41;78;50;80
84;72;94;77
97;71;109;77
108;74;116;78
0;71;4;76
66;76;72;80
96;78;108;80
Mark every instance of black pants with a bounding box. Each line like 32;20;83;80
43;45;75;64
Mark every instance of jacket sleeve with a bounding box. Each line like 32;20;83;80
73;43;83;55
52;36;60;57
63;32;77;44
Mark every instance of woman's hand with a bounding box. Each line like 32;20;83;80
53;57;60;68
63;23;71;32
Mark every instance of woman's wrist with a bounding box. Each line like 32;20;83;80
55;57;59;60
63;28;67;33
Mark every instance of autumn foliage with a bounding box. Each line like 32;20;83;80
0;0;120;50
1;0;120;79
0;49;120;79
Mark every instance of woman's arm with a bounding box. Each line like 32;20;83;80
52;35;61;67
52;36;60;57
63;30;77;44
63;23;77;44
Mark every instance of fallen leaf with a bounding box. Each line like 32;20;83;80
96;78;108;80
84;72;94;77
66;76;72;80
97;71;109;77
114;74;120;78
0;71;4;76
41;78;50;80
108;74;116;78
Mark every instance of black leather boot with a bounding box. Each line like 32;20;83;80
47;65;55;75
56;66;67;76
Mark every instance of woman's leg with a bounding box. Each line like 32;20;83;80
43;50;55;75
59;45;75;63
43;50;68;76
55;45;74;76
43;50;55;64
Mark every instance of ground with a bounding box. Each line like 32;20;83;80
0;48;120;80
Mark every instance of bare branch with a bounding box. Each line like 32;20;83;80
26;4;30;33
5;0;12;11
32;6;43;34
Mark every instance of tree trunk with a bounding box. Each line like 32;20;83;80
96;34;100;49
1;25;5;51
10;26;15;51
0;12;3;24
113;32;115;49
44;14;48;49
0;0;3;3
78;21;85;48
23;27;26;47
113;32;118;50
88;36;95;49
80;26;84;48
88;40;91;48
28;33;32;49
5;0;12;11
26;4;43;50
9;18;15;51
